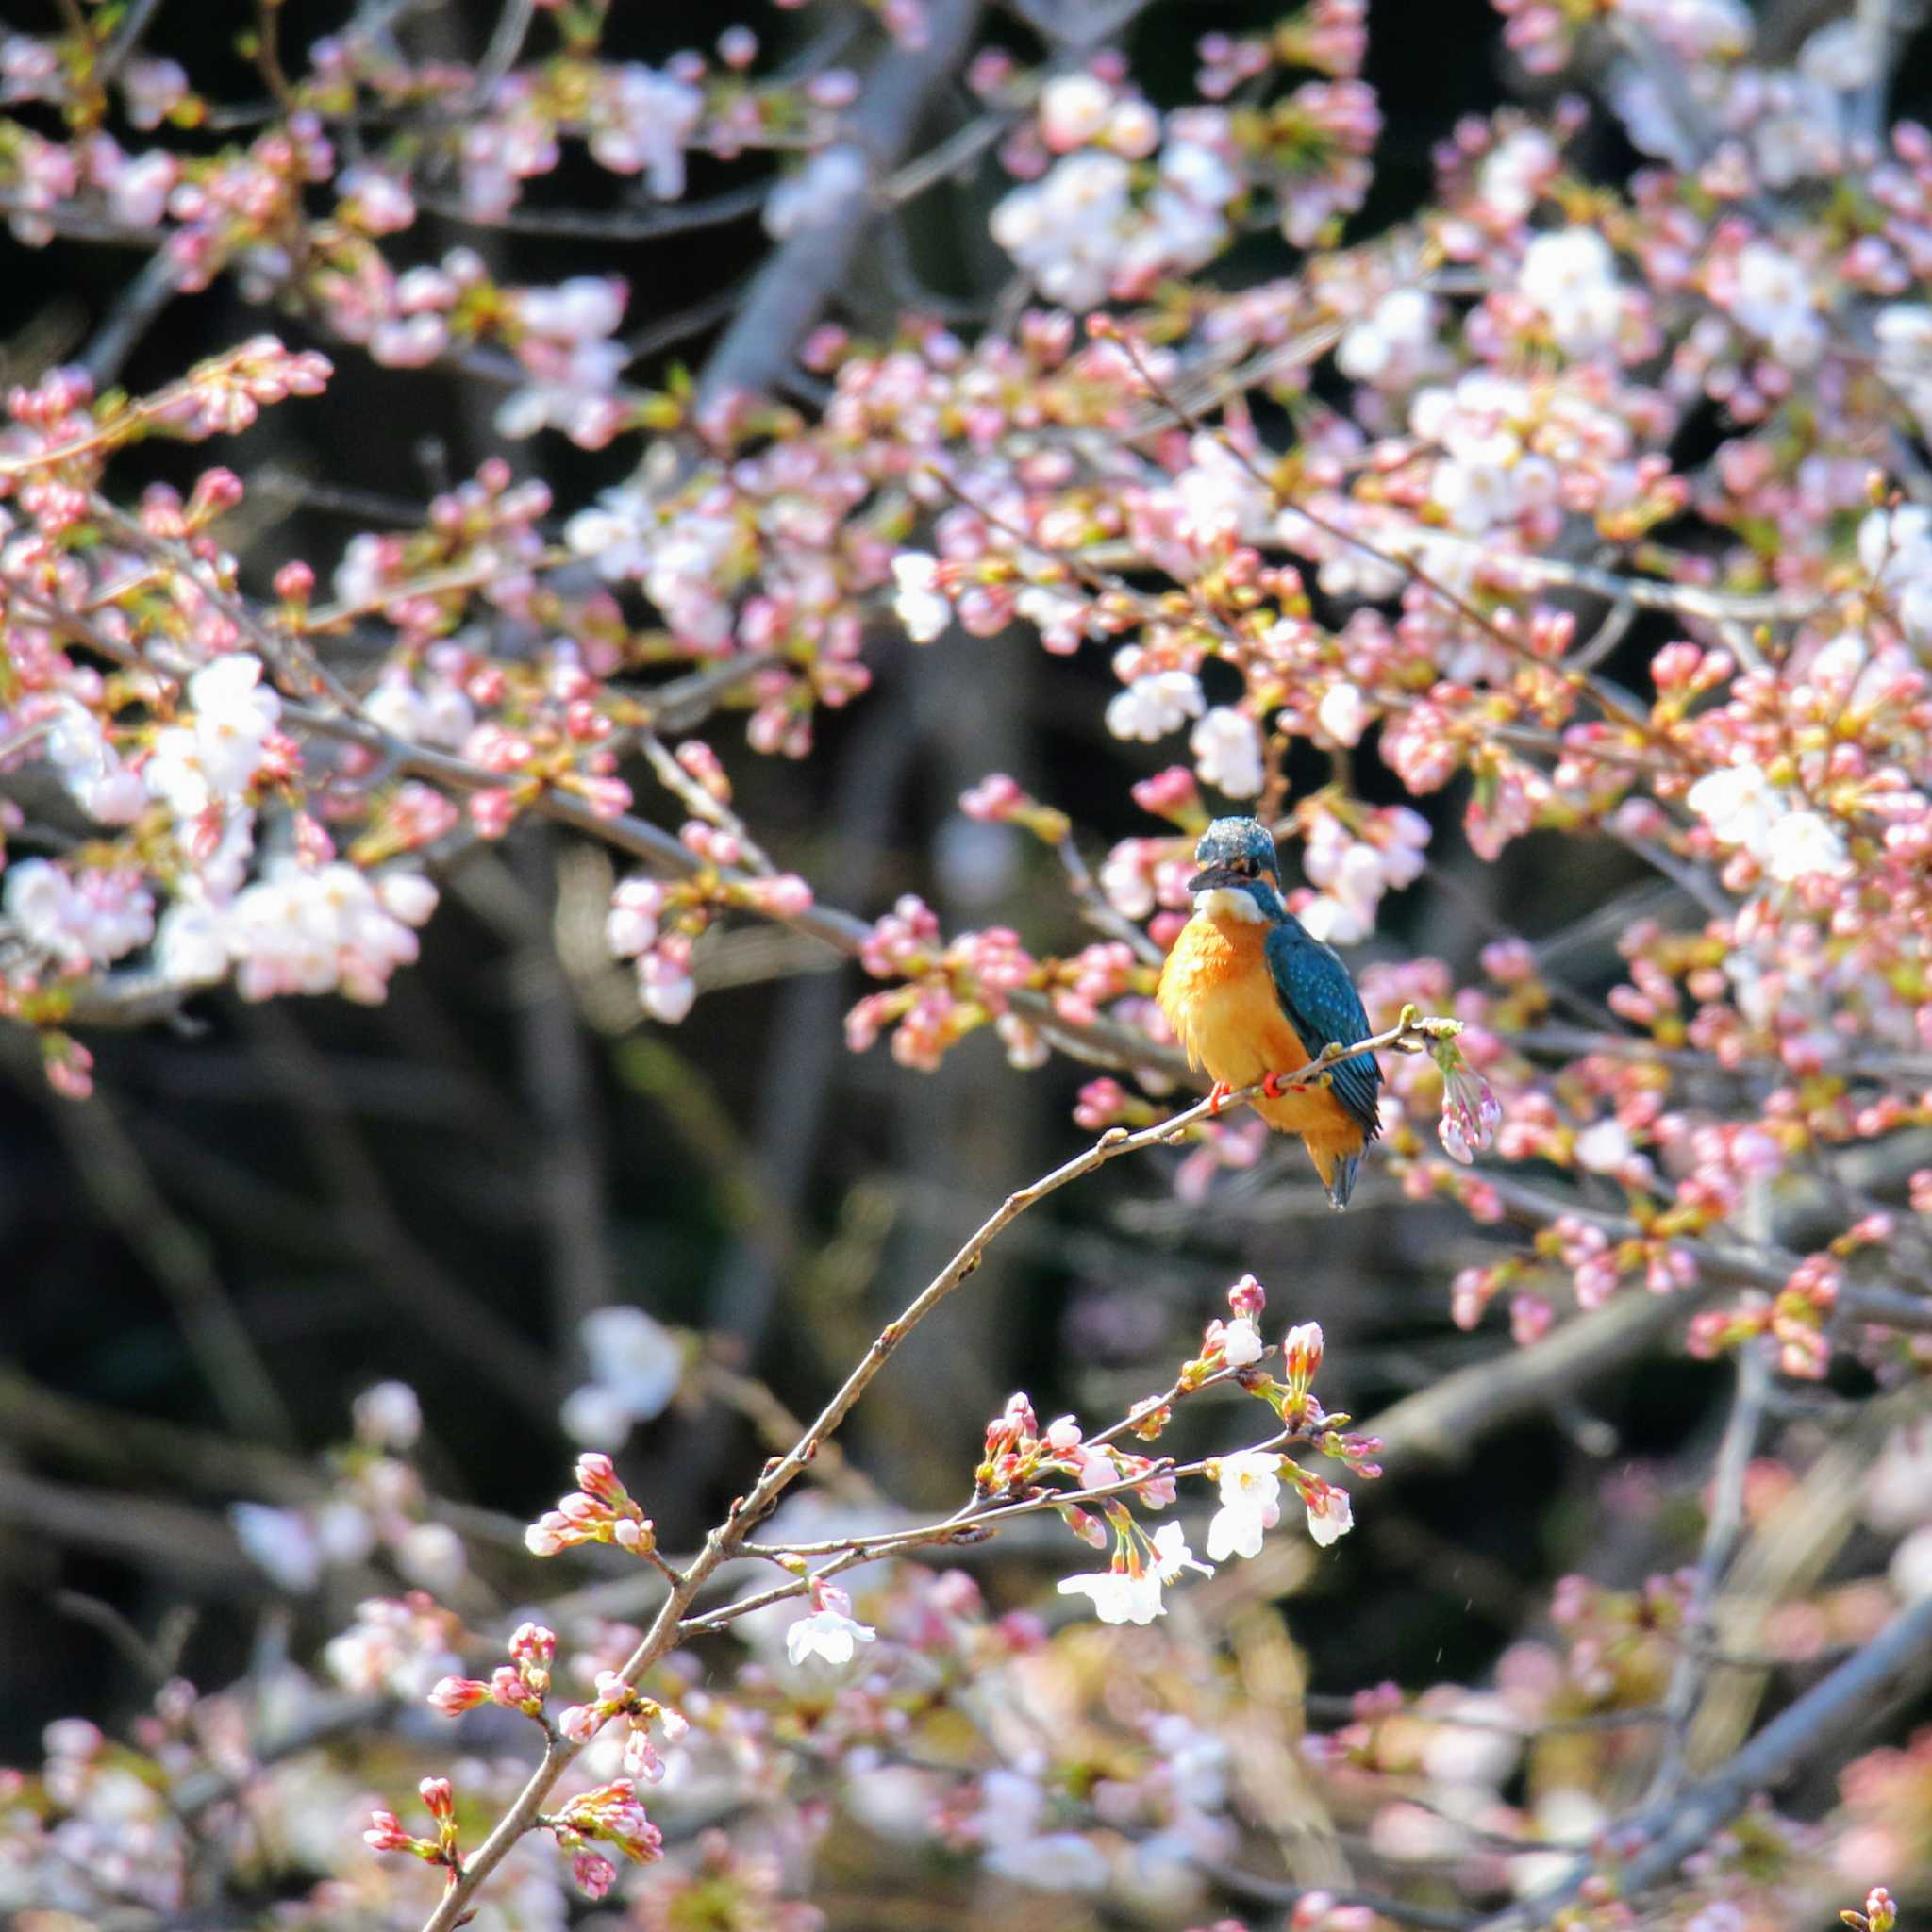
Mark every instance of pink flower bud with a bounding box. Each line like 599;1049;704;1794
508;1621;556;1665
525;1512;571;1556
418;1776;454;1821
468;788;518;839
960;773;1024;821
363;1808;413;1853
426;1676;491;1717
573;1850;618;1899
624;1726;665;1782
1227;1273;1266;1318
741;872;814;918
186;466;244;524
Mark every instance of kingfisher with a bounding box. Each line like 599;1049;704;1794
1156;815;1382;1209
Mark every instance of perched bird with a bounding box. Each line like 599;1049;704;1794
1156;815;1382;1208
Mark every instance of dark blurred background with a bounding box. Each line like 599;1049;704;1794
2;0;1922;1781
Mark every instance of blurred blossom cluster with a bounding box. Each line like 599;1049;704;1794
4;0;1932;1926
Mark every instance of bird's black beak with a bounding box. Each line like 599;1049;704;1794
1188;865;1234;893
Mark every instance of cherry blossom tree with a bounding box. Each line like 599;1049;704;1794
2;2;1931;1930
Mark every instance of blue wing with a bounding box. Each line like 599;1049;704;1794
1264;922;1382;1141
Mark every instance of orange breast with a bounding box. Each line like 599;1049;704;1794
1157;911;1348;1138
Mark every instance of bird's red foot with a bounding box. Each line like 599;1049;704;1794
1261;1071;1290;1099
1207;1081;1233;1115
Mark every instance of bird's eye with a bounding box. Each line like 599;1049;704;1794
1232;858;1254;876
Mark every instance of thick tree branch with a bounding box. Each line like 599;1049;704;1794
695;0;983;408
1474;1591;1932;1930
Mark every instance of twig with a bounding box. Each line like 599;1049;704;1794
1190;1855;1477;1931
467;0;536;108
1643;1343;1772;1799
96;0;167;86
637;731;777;874
246;1005;562;1425
1473;1592;1932;1930
1368;1275;1720;1474
624;283;748;367
1400;528;1823;624
278;694;1205;1091
81;248;184;388
39;1074;295;1447
0;1366;316;1503
695;0;983;406
51;1590;191;1685
174;1694;392;1816
656;673;925;1507
1054;829;1166;965
0;194;163;247
252;0;296;111
697;1362;883;1508
1096;325;1694;767
1302;1692;1667;1737
512;830;619;1354
0;1468;257;1592
417;181;770;243
1850;0;1899;145
1479;1169;1932;1335
415;1013;1441;1931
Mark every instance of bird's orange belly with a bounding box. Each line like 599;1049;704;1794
1158;913;1346;1138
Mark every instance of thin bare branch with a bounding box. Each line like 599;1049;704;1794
416;1012;1444;1930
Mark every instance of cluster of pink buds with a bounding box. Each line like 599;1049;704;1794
545;1776;664;1871
1129;765;1206;827
557;1673;690;1781
152;337;333;440
1073;1076;1158;1131
679;821;742;867
858;893;941;977
1690;1251;1843;1379
427;1620;555;1723
602;873;695;1021
976;1391;1042;1497
1843;1885;1899;1932
1050;942;1139;1028
524;1453;656;1557
846;894;1046;1070
364;1775;460;1871
976;1389;1178;1513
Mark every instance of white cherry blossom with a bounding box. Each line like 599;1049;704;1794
891;552;950;642
1520;228;1623;358
145;654;280;822
1305;1483;1355;1547
1106;668;1204;742
1189;706;1264;796
1206;1450;1281;1562
1057;1562;1164;1624
785;1586;876;1667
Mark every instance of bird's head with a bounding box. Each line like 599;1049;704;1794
1187;816;1285;923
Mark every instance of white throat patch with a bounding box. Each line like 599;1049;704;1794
1193;886;1270;924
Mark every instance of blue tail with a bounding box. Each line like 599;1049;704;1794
1323;1150;1362;1211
